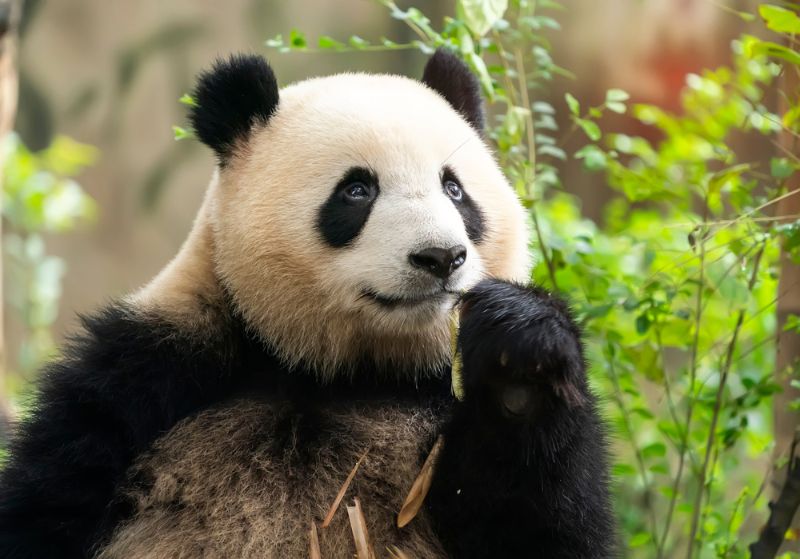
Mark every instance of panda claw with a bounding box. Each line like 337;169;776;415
456;279;587;413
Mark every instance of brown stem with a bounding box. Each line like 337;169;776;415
772;30;800;548
750;433;800;559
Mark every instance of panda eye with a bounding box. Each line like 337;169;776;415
343;182;371;202
444;179;463;202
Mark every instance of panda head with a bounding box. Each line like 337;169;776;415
188;51;530;378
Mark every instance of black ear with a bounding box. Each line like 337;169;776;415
189;54;279;166
421;49;485;132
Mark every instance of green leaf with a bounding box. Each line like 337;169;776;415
629;532;652;548
747;39;800;66
575;118;601;141
289;28;307;49
538;145;567;160
40;136;98;176
659;485;676;499
759;4;800;34
628;343;661;381
606;101;627;114
635;313;650;334
565;93;580;116
641;442;667;460
771;157;796;179
348;35;369;49
465;51;495;97
776;219;800;255
649;462;668;475
172;126;191;141
611;463;637;477
784;104;800;130
265;34;284;49
178;93;197;107
575;144;607;171
457;0;508;36
605;88;630;103
631;407;655;419
318;35;345;50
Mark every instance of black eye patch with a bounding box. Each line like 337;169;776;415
317;167;380;247
442;166;486;244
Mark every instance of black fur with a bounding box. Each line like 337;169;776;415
0;305;248;558
442;165;486;244
189;54;279;166
0;300;451;559
427;279;615;558
422;49;485;132
317;166;380;248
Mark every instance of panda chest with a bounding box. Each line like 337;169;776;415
99;399;447;559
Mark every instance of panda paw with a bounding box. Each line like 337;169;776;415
456;279;587;418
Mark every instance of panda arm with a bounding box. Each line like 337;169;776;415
427;279;615;558
0;304;240;559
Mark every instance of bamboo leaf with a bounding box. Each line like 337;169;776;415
759;4;800;34
322;448;369;528
457;0;509;36
397;435;444;528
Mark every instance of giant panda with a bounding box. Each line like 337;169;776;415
0;50;614;558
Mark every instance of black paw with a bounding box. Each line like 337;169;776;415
457;279;587;418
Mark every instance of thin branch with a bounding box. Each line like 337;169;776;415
512;48;559;291
687;246;764;558
531;209;558;290
659;218;709;558
514;48;537;178
607;357;661;553
269;43;422;54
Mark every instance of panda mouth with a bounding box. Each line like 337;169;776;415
361;288;458;309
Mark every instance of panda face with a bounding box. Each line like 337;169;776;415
193;55;530;376
318;162;482;311
311;93;490;318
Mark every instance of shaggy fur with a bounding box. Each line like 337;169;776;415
0;304;244;558
428;280;615;558
189;54;280;166
0;51;614;558
98;400;447;558
421;49;485;131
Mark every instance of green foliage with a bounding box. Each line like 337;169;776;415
2;134;97;375
759;4;800;34
268;1;800;556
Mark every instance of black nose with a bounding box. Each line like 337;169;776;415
409;245;467;279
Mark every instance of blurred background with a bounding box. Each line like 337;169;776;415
5;1;800;557
2;0;760;379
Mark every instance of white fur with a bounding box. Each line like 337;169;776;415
214;73;530;376
135;72;531;378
